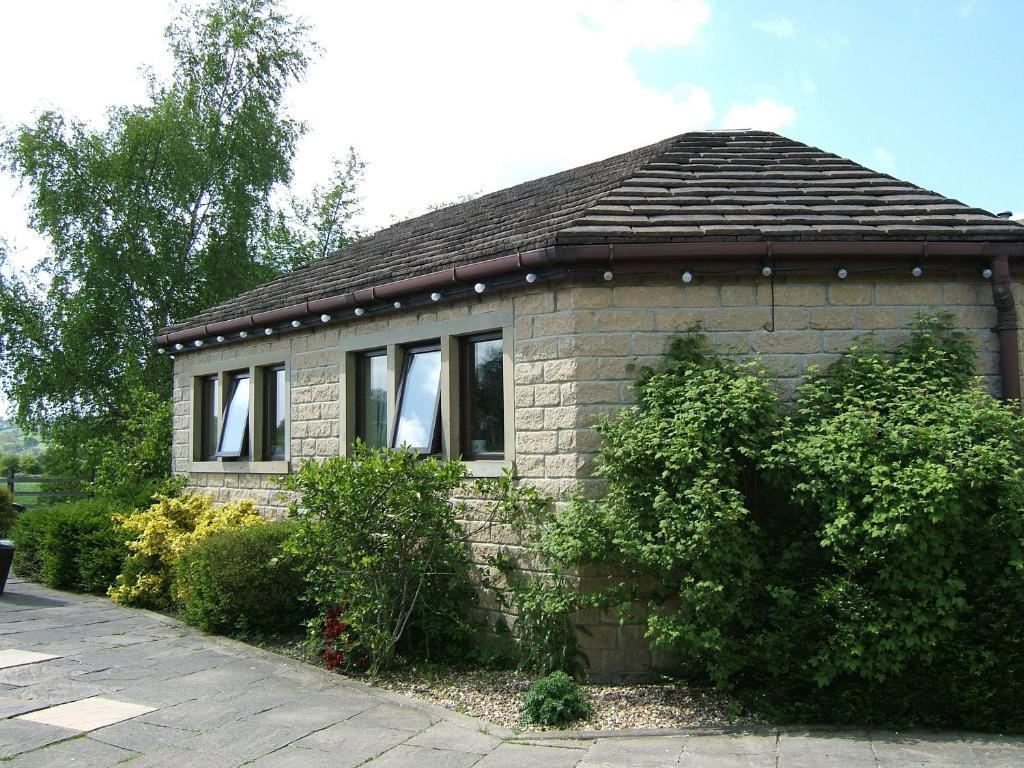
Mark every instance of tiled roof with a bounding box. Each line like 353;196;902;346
168;129;1024;332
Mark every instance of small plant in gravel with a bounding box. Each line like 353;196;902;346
520;670;591;728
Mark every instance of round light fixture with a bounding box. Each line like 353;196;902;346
681;270;693;283
837;268;849;279
525;272;538;283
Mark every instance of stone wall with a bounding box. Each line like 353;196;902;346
171;269;1016;680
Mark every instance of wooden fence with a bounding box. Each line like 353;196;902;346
4;468;91;508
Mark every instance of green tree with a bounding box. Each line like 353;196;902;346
0;0;357;477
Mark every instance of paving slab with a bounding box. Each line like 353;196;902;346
0;718;77;758
17;695;156;731
580;735;689;766
0;649;61;669
5;733;137;767
3;578;1024;767
365;743;484;767
407;720;504;754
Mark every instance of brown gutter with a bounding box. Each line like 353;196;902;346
156;240;1024;349
990;254;1022;405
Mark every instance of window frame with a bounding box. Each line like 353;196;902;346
262;364;287;460
199;374;220;461
339;310;514;475
187;350;291;474
216;370;251;459
390;341;443;455
355;348;388;448
460;332;505;461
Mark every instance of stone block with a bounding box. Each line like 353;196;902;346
631;334;671;356
593;309;655;333
614;285;681;308
720;285;756;306
516;430;557;454
514;362;544;385
774;283;828;305
515;337;558;362
681;284;720;307
543;406;577;430
874;282;943;306
543;358;579;382
514;291;555;315
559;333;631;357
705;308;771;332
653;309;703;332
558;286;612;310
809;307;856;330
754;331;822;354
534;383;560;406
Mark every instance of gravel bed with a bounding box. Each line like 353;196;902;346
372;666;762;732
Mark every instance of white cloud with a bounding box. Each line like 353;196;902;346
287;0;717;229
720;98;795;131
0;0;718;243
873;147;896;172
753;17;795;38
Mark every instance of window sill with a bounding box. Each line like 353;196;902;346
464;459;513;478
187;460;291;475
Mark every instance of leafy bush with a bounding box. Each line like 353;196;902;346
175;520;310;636
541;334;783;686
283;443;474;674
756;315;1024;728
539;316;1024;732
520;671;591;727
109;492;262;609
0;487;15;537
9;506;53;580
9;499;129;593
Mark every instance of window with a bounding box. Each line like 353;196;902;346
356;350;387;447
461;334;504;459
263;365;287;459
391;343;442;454
199;375;220;460
217;372;250;458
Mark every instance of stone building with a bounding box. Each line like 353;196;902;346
157;129;1024;678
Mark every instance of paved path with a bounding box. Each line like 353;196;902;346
1;577;1022;767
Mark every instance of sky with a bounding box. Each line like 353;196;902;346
0;0;1023;412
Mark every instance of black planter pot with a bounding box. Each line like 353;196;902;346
0;541;14;596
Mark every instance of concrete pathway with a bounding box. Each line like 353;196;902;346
1;577;1022;767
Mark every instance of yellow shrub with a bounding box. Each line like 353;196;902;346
108;493;262;608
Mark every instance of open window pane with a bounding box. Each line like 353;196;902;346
462;335;504;459
217;373;250;457
200;376;219;460
392;346;441;453
263;366;286;459
357;351;387;447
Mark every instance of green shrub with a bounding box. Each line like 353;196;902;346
283;443;474;674
9;499;129;593
540;334;784;686
9;506;53;580
109;492;262;609
538;315;1024;732
0;488;15;537
175;520;310;636
520;671;591;727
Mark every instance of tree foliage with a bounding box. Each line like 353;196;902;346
0;0;359;477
